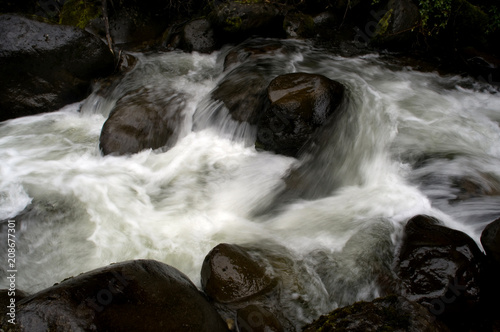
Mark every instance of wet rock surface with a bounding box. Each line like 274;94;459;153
396;215;484;330
1;260;229;332
201;243;275;304
256;72;345;157
99;87;186;155
0;14;114;122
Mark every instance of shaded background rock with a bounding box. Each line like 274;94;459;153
256;72;345;157
0;14;114;122
209;1;285;45
99;87;186;156
1;260;229;332
180;18;216;53
396;215;484;331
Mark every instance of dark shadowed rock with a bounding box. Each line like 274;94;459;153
1;260;229;332
181;18;216;53
371;0;420;48
99;87;186;156
209;1;285;44
256;72;345;157
481;217;500;265
0;289;29;326
201;243;276;304
396;215;484;330
0;14;114;122
302;295;450;332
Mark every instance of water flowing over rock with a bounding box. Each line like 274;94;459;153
1;260;229;332
99;87;186;155
0;14;114;122
302;295;450;332
256;72;345;157
396;215;484;330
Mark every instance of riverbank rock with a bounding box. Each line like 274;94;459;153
256;72;345;157
371;0;420;48
209;1;285;45
0;14;115;122
181;18;216;53
0;289;29;326
302;295;450;332
2;260;229;332
396;215;484;330
99;87;186;156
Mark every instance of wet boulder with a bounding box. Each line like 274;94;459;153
0;14;115;122
256;72;345;157
302;295;450;332
396;215;484;329
2;260;229;332
99;87;186;156
209;1;285;44
201;243;276;304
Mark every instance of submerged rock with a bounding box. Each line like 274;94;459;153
0;14;114;122
396;215;484;330
2;260;229;332
237;304;284;332
256;72;345;157
99;87;186;156
302;295;450;332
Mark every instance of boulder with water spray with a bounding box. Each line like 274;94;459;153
256;72;345;157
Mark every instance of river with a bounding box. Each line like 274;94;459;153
1;39;499;327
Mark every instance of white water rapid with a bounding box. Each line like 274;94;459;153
1;39;500;328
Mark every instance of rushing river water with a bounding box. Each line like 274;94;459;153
1;39;500;327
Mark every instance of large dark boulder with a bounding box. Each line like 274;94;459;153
0;14;114;122
396;215;484;330
256;72;345;157
302;295;450;332
99;87;186;156
1;260;229;332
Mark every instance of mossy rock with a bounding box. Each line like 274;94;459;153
59;0;101;29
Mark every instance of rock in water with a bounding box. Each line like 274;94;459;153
201;243;276;304
396;215;484;330
0;14;114;122
99;87;186;156
2;260;229;332
256;73;345;157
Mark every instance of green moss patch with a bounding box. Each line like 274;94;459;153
59;0;101;29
